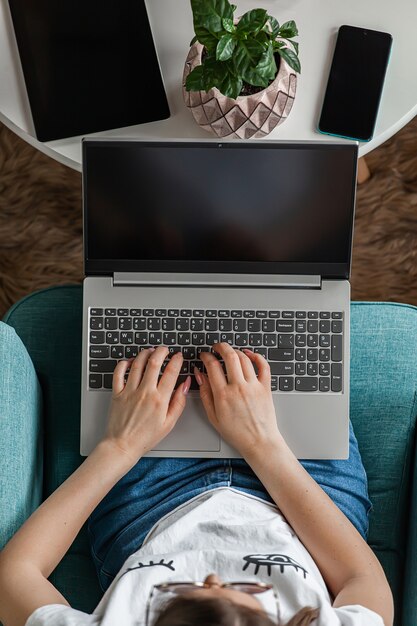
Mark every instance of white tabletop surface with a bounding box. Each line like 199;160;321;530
1;0;416;171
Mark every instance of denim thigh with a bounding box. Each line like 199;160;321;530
89;421;371;591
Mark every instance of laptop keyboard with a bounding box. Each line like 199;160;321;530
88;308;344;393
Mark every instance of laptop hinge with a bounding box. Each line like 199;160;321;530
113;272;321;289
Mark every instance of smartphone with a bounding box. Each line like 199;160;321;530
318;25;393;142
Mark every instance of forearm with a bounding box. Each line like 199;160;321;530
0;440;134;578
245;435;388;597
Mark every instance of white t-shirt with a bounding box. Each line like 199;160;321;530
26;488;383;626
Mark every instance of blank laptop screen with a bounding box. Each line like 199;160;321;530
83;141;357;278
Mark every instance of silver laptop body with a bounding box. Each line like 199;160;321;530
80;139;358;460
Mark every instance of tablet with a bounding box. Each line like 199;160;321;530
8;0;170;141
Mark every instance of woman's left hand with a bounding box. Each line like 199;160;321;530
103;346;190;467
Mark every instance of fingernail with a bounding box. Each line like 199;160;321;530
243;349;252;355
148;347;155;352
194;367;203;386
183;375;191;395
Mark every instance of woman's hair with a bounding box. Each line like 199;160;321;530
153;595;319;626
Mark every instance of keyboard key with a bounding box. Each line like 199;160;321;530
182;347;196;359
276;320;294;332
147;318;160;331
178;333;191;346
89;374;102;388
105;308;116;316
307;320;318;333
130;309;141;316
249;334;262;346
282;311;294;318
181;309;192;317
90;308;103;316
307;348;318;361
308;311;318;319
111;346;124;359
103;374;113;389
168;346;182;355
125;346;138;359
193;309;204;317
243;310;255;318
256;310;267;318
133;318;146;331
192;333;205;346
163;332;177;345
143;309;154;316
117;308;129;316
307;363;318;376
262;319;275;333
270;376;278;391
307;334;318;347
90;317;104;330
254;348;267;358
180;362;189;374
231;310;242;318
206;333;220;345
296;311;306;319
279;334;294;348
263;334;277;347
176;319;190;331
120;332;134;345
332;320;343;333
135;332;148;345
168;309;179;317
206;310;217;317
320;377;330;392
149;332;162;345
219;310;230;317
332;312;343;319
197;347;211;357
155;309;167;316
191;319;204;331
295;363;306;376
295;377;318;391
233;319;246;332
268;311;280;318
89;346;109;358
319;363;330;376
279;377;294;391
248;319;261;332
320;312;330;319
268;348;293;361
106;331;119;344
331;363;343;391
90;359;117;373
331;335;343;362
162;318;175;331
295;334;306;347
319;320;330;333
295;348;306;361
319;348;330;362
105;317;117;330
319;334;331;348
219;319;232;331
235;333;248;347
119;318;132;331
270;362;294;375
220;333;234;345
205;319;218;331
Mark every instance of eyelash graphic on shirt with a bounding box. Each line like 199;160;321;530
120;558;176;579
242;554;308;578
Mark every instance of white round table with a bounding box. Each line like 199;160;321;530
1;0;416;171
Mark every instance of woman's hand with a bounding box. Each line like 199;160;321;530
103;346;191;468
196;343;284;458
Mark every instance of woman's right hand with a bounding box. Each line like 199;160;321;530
196;343;284;459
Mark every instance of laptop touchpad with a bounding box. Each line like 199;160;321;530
153;396;221;452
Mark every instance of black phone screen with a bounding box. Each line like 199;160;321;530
318;25;392;141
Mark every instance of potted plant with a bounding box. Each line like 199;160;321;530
183;0;300;139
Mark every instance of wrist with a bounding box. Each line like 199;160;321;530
94;439;140;475
243;432;293;468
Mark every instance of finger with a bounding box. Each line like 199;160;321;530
112;358;134;395
200;351;227;390
236;349;257;381
125;348;154;390
243;349;271;386
158;351;183;395
166;375;191;426
141;345;169;387
212;343;245;384
194;367;217;425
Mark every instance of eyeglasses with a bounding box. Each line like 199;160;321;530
145;581;280;625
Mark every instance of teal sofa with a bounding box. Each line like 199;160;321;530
0;286;416;626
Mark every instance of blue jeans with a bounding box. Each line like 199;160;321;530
88;422;372;591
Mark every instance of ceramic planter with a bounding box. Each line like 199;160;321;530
183;41;297;139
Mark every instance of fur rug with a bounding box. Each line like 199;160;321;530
1;118;417;317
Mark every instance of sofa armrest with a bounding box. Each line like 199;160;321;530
0;322;43;549
403;435;417;626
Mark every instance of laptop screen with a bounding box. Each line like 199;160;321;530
83;141;357;278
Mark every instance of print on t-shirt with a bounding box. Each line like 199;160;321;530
243;554;308;578
120;558;176;580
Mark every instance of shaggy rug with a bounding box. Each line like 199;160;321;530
1;117;417;318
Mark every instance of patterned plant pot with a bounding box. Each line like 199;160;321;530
182;41;297;139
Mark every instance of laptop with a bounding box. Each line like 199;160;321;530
80;139;358;459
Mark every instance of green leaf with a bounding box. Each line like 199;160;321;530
194;25;219;51
202;56;228;90
241;66;269;88
268;15;280;38
255;42;277;80
219;72;243;98
289;40;299;55
272;40;285;50
278;20;298;39
185;65;206;91
234;39;264;76
191;0;234;35
278;46;301;73
216;33;237;60
190;35;198;46
222;17;235;32
231;3;237;12
236;9;268;35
